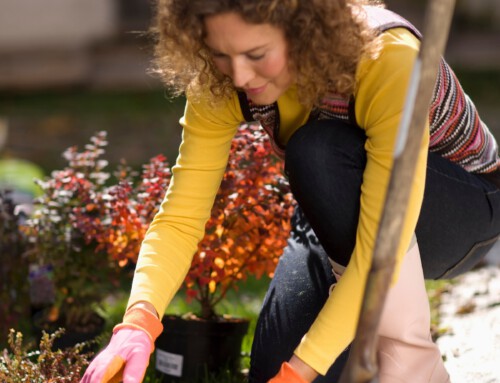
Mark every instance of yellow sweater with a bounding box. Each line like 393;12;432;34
128;28;429;375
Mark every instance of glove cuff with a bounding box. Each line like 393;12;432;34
113;306;164;350
276;362;309;383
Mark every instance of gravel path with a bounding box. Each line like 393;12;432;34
436;247;500;383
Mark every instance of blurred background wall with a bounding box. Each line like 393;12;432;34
0;0;155;90
0;0;185;172
0;0;499;173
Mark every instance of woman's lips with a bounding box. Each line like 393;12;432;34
245;84;267;96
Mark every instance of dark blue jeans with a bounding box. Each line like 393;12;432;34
249;119;500;382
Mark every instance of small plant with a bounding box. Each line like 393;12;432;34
0;328;92;382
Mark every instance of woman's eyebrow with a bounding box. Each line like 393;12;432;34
206;44;269;56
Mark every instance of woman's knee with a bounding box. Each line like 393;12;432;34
284;120;367;264
285;119;366;184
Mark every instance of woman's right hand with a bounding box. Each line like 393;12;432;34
80;327;152;383
80;306;163;383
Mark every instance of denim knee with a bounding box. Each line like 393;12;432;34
285;119;366;181
284;119;367;266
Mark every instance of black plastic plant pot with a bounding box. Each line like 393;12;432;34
155;315;250;382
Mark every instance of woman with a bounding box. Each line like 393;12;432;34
81;0;500;382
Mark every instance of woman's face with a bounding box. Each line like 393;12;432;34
204;12;293;105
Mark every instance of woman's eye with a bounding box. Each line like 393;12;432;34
212;52;227;59
247;53;265;61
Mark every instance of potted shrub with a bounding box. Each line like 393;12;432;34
154;124;295;382
23;131;171;349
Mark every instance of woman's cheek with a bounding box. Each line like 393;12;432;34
262;55;292;87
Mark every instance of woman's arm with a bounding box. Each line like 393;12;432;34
127;92;243;318
293;28;429;375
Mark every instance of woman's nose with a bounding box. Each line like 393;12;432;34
231;58;254;88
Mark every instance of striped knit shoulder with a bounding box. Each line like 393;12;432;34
429;60;499;173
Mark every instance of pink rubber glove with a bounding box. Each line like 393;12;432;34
80;307;163;383
268;362;309;383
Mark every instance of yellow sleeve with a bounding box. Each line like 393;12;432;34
127;92;243;316
294;28;430;374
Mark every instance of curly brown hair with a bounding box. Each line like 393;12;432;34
152;0;384;106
